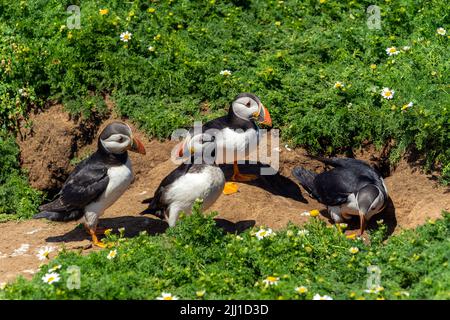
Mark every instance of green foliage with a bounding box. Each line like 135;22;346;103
2;206;449;300
0;131;42;220
0;0;448;169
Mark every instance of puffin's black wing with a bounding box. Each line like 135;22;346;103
141;163;192;216
313;168;374;206
38;160;109;213
307;156;372;170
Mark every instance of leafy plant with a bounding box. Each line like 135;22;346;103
2;205;448;300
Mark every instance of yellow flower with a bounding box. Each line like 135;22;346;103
147;8;156;13
154;34;161;41
99;8;109;15
295;286;308;294
262;276;279;286
104;228;113;236
370;64;377;70
349;247;359;254
334;81;344;89
309;209;320;217
196;290;206;297
107;249;117;260
320;0;327;3
275;21;281;27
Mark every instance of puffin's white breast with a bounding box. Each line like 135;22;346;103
85;158;133;215
215;127;259;164
165;166;225;213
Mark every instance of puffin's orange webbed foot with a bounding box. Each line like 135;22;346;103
87;228;107;248
223;182;239;195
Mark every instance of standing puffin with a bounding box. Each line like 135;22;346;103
34;122;146;247
141;133;225;227
292;157;388;235
180;93;272;194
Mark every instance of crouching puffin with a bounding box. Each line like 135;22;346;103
141;133;225;227
34;122;146;248
179;93;272;195
292;157;388;235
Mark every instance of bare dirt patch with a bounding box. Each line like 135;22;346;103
1;106;449;284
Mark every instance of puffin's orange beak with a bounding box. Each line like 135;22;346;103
177;142;185;158
257;105;272;127
130;137;146;155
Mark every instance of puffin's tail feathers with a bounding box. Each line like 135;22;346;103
292;167;318;197
33;210;84;222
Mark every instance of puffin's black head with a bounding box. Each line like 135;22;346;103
356;184;386;234
98;122;146;155
230;93;272;127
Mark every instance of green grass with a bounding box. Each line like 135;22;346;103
0;0;449;172
1;202;449;300
0;131;42;221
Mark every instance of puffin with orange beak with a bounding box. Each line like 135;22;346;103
292;157;388;236
142;132;225;227
34;122;146;247
179;93;272;194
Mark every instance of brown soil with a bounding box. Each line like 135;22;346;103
1;105;449;285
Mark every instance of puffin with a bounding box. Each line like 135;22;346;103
34;122;146;247
141;133;225;227
292;156;388;235
179;93;272;194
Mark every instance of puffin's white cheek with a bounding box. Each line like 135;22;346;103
233;104;253;121
102;140;129;154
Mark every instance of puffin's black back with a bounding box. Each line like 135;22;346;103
293;157;386;207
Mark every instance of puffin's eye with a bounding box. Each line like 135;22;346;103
246;100;252;107
118;136;124;142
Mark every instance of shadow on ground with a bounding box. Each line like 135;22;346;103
220;162;307;203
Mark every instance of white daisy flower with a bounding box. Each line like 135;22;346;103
0;282;6;290
36;246;55;261
402;46;411;51
255;228;273;240
49;265;62;272
42;272;60;285
436;27;446;36
313;293;333;300
297;229;310;236
381;87;395;99
120;31;132;42
107;249;117;260
401;102;414;112
349;247;359;254
157;292;179;300
365;286;384;294
219;70;232;76
300;211;310;217
334;81;344;89
386;47;400;56
262;276;279;286
295;286;308;294
235;235;243;241
148;46;155;52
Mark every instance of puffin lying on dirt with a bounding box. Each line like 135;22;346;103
180;93;272;195
34;122;146;247
292;156;388;235
141;133;225;227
